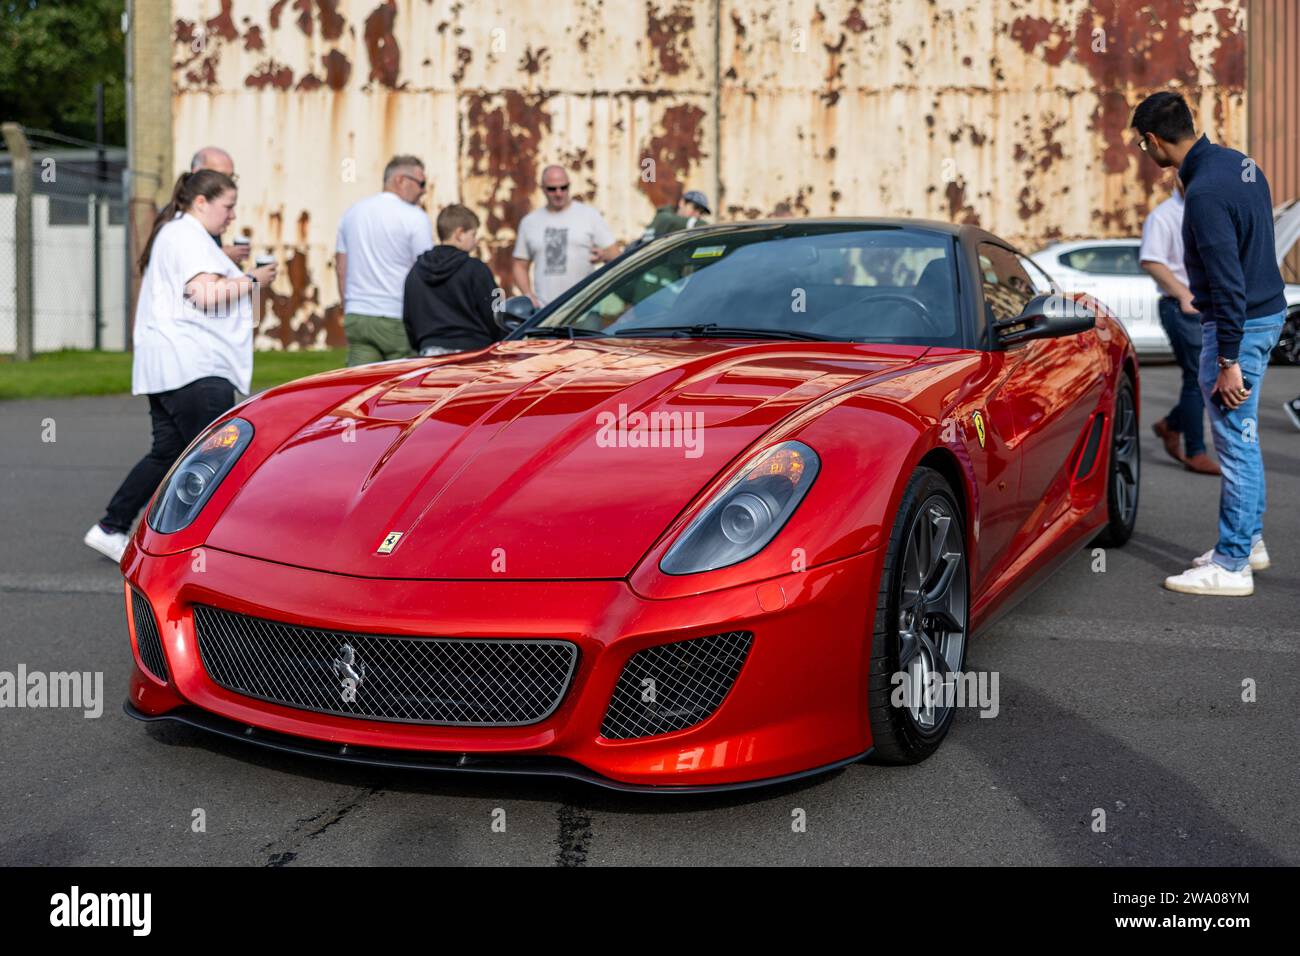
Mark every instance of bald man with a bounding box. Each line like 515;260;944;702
512;165;620;306
191;146;246;263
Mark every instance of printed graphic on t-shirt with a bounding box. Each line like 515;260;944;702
544;227;568;275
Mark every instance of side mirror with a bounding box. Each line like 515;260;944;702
994;294;1095;346
499;295;537;331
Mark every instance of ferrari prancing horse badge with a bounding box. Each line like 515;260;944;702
972;411;986;449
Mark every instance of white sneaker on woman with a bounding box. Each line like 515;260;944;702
1192;539;1269;571
84;524;128;563
1164;563;1253;596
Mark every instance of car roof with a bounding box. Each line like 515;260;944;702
680;216;969;237
1034;238;1140;255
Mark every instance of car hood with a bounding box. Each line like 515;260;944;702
208;338;925;579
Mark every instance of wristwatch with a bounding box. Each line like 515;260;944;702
1217;356;1238;370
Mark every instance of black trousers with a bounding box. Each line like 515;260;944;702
100;376;236;534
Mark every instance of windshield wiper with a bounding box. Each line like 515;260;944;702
518;325;608;339
612;323;833;341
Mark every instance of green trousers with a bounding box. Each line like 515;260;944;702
344;313;413;367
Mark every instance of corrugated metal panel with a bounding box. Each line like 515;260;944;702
170;0;1248;348
1250;0;1300;282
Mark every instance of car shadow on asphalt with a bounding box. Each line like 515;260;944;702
947;669;1284;866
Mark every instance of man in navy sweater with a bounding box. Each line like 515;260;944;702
1131;92;1286;597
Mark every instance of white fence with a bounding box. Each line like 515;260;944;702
0;193;128;353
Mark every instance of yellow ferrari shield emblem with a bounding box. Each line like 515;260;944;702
376;531;403;554
972;411;986;448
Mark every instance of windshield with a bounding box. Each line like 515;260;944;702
528;223;963;345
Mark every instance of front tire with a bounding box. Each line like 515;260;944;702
867;467;969;765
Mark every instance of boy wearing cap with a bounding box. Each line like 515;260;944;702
642;190;711;241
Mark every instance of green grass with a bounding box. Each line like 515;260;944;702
0;349;348;400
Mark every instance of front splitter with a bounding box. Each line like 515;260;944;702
124;700;871;795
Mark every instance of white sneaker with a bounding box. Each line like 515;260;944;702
84;524;128;564
1192;539;1269;571
1164;562;1253;596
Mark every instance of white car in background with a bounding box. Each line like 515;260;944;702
1032;200;1300;364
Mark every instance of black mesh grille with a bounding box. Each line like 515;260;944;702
131;590;168;683
600;631;753;740
193;605;578;726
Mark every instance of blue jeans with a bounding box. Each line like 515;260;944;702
1198;311;1285;571
1157;297;1206;457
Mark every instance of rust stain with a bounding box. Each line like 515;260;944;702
821;32;847;106
173;19;220;89
205;0;238;42
297;73;324;91
269;0;288;30
243;25;265;52
264;250;343;349
945;180;979;226
318;0;346;41
1009;1;1239;200
645;1;695;77
322;49;351;90
519;46;550;76
246;62;295;90
296;210;311;245
637;103;706;209
843;4;868;34
364;1;401;88
464;92;554;288
452;46;472;84
1208;6;1245;87
319;49;352;90
1009;16;1071;67
1017;185;1044;221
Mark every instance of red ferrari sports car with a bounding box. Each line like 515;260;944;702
122;219;1139;791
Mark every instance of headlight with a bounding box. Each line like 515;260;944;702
148;418;253;533
660;440;820;575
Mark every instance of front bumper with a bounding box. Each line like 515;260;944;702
122;543;881;789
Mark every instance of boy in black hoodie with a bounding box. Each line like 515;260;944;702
403;204;503;356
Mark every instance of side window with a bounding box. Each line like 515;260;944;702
978;242;1036;323
1018;254;1057;295
1060;245;1143;275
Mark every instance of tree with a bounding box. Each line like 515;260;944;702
0;0;126;145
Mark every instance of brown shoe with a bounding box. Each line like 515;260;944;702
1151;418;1186;463
1184;453;1221;475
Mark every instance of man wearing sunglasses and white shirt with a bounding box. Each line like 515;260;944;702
336;155;435;365
511;165;621;307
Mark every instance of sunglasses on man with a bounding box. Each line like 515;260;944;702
544;184;570;193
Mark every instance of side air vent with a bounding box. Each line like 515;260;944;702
131;590;169;683
1074;414;1106;479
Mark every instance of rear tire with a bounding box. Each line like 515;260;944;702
867;467;968;765
1093;375;1139;547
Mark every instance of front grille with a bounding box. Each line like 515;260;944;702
193;605;578;726
131;590;168;682
600;631;753;740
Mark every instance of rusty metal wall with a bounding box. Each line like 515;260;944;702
170;0;1248;348
1249;0;1300;282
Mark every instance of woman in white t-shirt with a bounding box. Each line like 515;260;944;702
84;170;277;562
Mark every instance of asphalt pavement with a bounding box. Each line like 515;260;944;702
1;363;1297;866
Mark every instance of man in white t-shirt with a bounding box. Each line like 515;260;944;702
511;165;620;306
1140;180;1217;475
336;155;435;365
